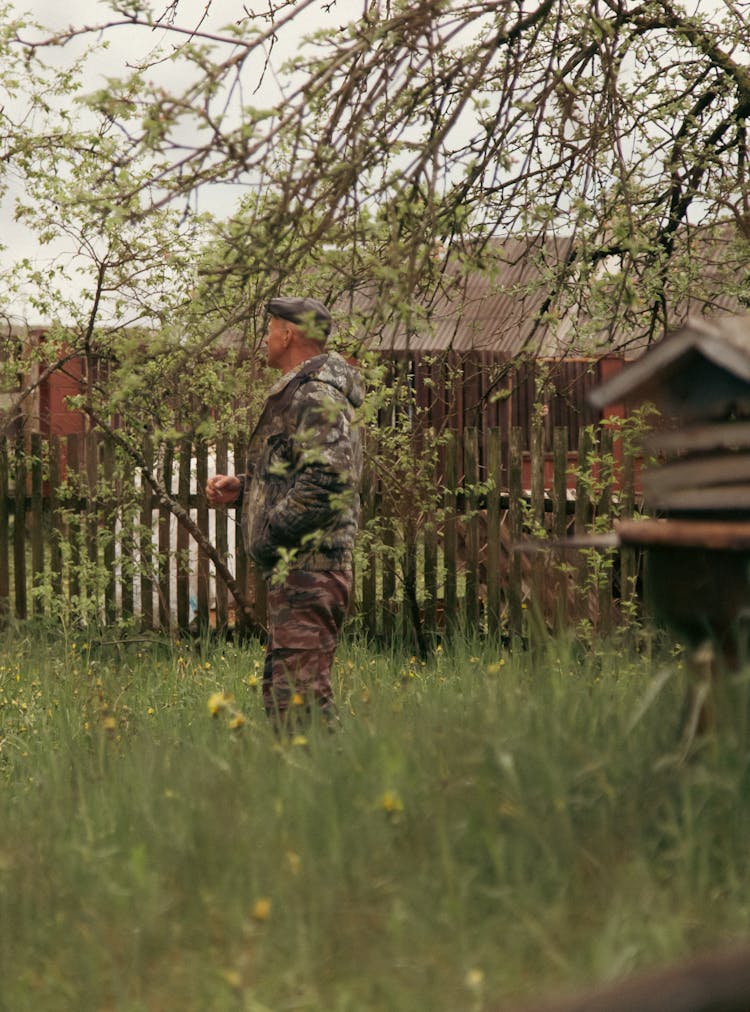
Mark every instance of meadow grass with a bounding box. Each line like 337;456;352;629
1;623;750;1011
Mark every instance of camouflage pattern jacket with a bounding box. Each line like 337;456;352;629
238;352;364;576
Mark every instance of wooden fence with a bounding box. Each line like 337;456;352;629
0;423;642;644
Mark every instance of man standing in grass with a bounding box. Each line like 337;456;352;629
206;297;364;726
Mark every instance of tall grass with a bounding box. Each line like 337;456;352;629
1;624;750;1011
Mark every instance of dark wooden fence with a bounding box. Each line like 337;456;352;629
0;423;642;642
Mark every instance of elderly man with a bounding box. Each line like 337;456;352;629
206;296;363;725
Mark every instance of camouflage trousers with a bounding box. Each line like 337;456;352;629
263;569;352;723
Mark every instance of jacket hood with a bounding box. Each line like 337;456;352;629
310;351;365;409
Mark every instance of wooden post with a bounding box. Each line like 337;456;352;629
195;441;210;632
552;426;569;630
103;434;117;624
67;434;81;609
48;436;63;602
176;438;191;632
463;427;480;632
0;437;9;620
443;433;458;636
214;438;229;631
486;427;502;636
139;435;154;631
13;430;27;620
158;441;174;630
508;427;523;644
30;433;44;617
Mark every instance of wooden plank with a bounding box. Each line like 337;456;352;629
214;438;229;630
176;437;191;632
195;440;210;631
643;452;750;495
646;419;750;454
552;426;569;630
158;441;174;630
463;428;480;631
508;427;523;642
443;433;458;634
597;427;614;633
485;427;502;635
360;440;378;640
103;434;117;623
0;437;9;619
48;436;63;601
30;433;44;617
643;484;750;511
232;435;252;636
616;517;750;550
67;434;81;608
139;435;154;631
119;455;135;622
13;431;27;620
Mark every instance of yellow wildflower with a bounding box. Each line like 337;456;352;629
228;713;246;731
380;790;404;814
248;675;259;689
207;691;233;717
251;897;272;921
291;692;304;707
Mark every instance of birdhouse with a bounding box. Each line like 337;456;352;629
589;314;750;514
589;314;750;733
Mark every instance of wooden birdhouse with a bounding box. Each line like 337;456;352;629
589;314;750;515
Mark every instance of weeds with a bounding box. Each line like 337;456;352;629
0;629;749;1010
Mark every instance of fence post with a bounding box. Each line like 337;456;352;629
0;437;9;620
30;433;44;617
103;434;117;624
486;427;502;637
176;437;191;632
48;436;63;603
139;435;154;631
508;427;523;644
443;433;458;636
196;440;210;632
552;426;569;630
157;441;174;630
214;438;229;631
463;427;480;632
14;430;27;621
67;434;81;611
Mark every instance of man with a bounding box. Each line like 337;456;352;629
206;296;363;725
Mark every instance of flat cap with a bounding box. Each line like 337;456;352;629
266;296;332;340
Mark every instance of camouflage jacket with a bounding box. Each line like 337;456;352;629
238;352;364;576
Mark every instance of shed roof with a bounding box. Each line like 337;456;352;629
588;315;750;421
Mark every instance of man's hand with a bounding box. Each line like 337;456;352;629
205;474;241;507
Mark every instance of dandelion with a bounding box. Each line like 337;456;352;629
465;967;484;991
248;675;259;689
379;790;404;814
291;692;304;707
291;734;308;747
102;716;117;731
228;713;246;731
220;969;242;989
147;707;155;715
251;897;272;921
486;659;506;674
207;691;233;716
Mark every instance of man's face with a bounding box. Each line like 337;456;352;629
265;315;289;370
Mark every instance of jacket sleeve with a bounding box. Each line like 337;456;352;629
264;382;357;550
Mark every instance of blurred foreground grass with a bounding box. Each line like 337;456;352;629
1;625;750;1011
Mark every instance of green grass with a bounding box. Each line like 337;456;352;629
1;624;750;1011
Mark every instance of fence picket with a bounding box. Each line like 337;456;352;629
0;423;643;641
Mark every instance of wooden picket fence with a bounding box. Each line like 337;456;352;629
0;423;642;643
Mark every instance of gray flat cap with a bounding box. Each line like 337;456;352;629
266;296;332;339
